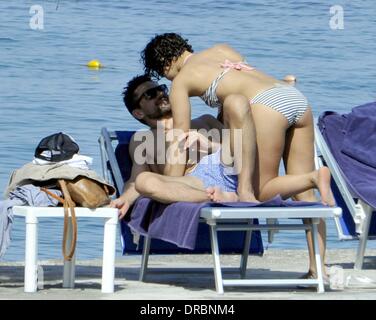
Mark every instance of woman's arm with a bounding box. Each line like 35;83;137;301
164;78;192;176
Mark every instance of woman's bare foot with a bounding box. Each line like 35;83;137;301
312;167;335;206
299;270;329;285
206;186;239;202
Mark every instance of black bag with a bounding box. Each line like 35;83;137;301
34;132;79;162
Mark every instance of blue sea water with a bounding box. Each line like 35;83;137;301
0;0;375;261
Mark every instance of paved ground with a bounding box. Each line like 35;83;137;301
1;249;376;300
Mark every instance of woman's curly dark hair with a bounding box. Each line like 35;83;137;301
141;33;193;79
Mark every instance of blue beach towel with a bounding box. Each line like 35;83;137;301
318;101;376;237
127;195;324;251
318;101;376;209
341;115;376;169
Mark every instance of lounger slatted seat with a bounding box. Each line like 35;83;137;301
99;128;341;293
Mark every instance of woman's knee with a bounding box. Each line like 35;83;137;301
222;94;250;121
135;172;160;195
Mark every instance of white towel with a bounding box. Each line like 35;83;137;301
32;154;93;170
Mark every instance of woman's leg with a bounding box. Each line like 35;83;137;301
283;107;328;277
250;103;289;199
257;168;331;201
251;105;334;205
251;104;329;278
222;94;258;202
135;171;210;203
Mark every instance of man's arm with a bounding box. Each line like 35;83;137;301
202;114;224;153
164;77;191;176
188;114;224;154
198;114;225;131
110;138;150;219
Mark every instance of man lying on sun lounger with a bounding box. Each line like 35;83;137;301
110;74;226;218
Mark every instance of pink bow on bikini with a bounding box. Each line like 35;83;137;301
220;59;254;71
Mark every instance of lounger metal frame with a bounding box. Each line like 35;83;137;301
99;127;342;293
141;208;340;293
314;125;375;269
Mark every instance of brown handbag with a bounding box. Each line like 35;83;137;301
42;177;112;261
64;176;111;209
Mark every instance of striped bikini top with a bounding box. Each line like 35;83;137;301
200;60;254;111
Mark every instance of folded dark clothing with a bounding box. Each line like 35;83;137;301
1;184;61;258
352;101;376;117
341;114;376;169
127;195;324;250
318;101;376;209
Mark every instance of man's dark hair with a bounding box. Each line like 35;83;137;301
122;74;151;125
141;33;193;79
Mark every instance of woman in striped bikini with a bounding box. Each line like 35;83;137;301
141;32;334;280
141;33;333;204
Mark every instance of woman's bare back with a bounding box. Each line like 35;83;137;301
179;44;285;103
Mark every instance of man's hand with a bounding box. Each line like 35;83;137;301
182;131;210;154
110;197;130;220
182;130;222;155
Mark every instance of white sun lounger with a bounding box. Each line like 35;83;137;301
99;127;341;293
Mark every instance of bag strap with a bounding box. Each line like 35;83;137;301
58;180;78;261
40;187;65;204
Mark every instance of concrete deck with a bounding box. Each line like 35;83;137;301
1;249;376;300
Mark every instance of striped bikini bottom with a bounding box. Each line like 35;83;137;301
250;84;309;126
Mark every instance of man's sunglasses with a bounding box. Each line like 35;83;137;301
135;84;168;106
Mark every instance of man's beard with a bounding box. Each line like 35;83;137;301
148;99;172;120
148;108;172;120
